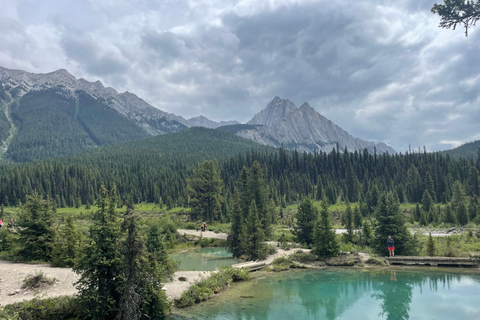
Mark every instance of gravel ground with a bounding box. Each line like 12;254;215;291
0;260;79;306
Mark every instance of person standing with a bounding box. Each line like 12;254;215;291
387;236;395;256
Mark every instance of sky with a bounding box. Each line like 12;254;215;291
0;0;479;153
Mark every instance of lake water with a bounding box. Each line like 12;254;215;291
169;267;480;320
169;247;240;271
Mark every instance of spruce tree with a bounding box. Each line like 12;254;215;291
228;192;245;258
187;160;223;222
241;201;267;260
443;204;456;224
18;193;56;262
353;205;363;229
426;233;436;256
343;202;354;243
374;192;413;256
314;198;339;257
52;215;83;267
294;198;318;247
75;185;123;320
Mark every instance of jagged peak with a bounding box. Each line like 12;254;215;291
189;115;209;121
299;102;313;110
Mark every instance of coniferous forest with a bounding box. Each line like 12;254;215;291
1;127;479;223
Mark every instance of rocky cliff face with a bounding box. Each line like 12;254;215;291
0;66;188;134
187;115;239;129
236;97;395;154
247;96;297;127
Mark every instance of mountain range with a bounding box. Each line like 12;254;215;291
0;66;394;162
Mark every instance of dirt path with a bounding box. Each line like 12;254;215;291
177;229;228;239
0;260;79;306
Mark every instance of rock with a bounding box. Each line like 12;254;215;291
8;290;20;296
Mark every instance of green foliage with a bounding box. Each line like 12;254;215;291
174;267;250;308
6;89;149;162
17;193;57;262
271;256;295;271
0;227;17;253
74;185;123;320
426;233;436;256
2;296;81;320
188;160;224;222
432;0;480;37
22;272;56;289
294;198;318;247
51;215;83;267
374;192;415;256
314;199;339;257
241;201;267;260
343;202;354;243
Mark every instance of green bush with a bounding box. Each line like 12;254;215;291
289;250;318;263
271;256;293;271
2;296;81;320
175;267;249;308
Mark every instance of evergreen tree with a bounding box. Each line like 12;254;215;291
294;198;318;247
374;192;413;256
187;160;224;222
457;201;469;226
362;219;373;247
75;185;122;320
52;215;83;267
421;190;433;214
467;167;480;196
353;205;363;229
414;203;421;222
228;192;245;258
426;233;436;256
117;203;171;320
343;202;354;243
314;198;339;257
444;204;456;224
241;201;267;260
17;193;56;261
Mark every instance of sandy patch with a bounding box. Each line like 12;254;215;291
0;260;79;306
177;229;228;240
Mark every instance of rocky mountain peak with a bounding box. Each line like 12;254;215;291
247;96;297;127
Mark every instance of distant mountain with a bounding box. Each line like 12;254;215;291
187;115;239;129
0;66;395;162
232;97;395;154
439;140;480;161
0;66;191;162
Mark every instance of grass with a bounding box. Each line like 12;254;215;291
174;267;250;308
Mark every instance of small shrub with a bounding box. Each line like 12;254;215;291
174;267;249;308
3;296;80;320
22;272;56;290
289;250;318;263
178;276;187;282
266;244;277;255
365;257;387;266
271;256;293;272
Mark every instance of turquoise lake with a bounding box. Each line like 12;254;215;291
169;247;241;271
169;267;480;320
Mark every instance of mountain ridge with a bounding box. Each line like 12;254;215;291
0;66;396;162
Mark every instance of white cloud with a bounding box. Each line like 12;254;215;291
0;0;479;151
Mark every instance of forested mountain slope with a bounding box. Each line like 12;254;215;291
440;140;480;162
0;66;188;162
0;127;277;207
0;126;478;221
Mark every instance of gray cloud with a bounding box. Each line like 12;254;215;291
0;0;479;152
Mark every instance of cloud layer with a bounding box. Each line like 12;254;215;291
1;0;479;152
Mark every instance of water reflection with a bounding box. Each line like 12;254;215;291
170;269;480;320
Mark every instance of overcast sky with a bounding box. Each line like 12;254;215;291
1;0;479;152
